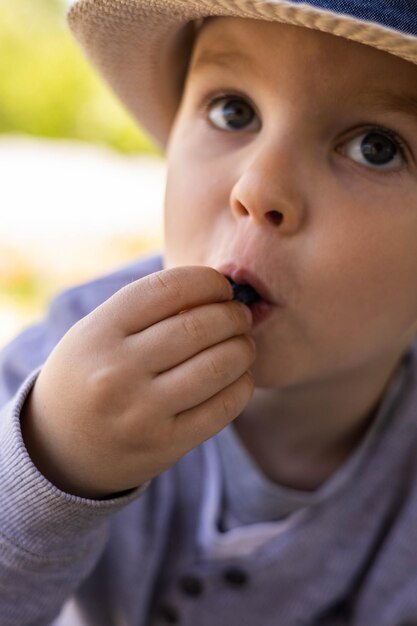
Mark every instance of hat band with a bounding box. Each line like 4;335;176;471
276;0;417;36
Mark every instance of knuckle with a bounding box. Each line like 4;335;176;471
90;366;112;391
181;313;208;343
221;375;253;418
220;383;242;421
226;302;248;327
146;271;171;292
220;392;237;421
88;365;116;404
207;355;223;378
146;269;184;298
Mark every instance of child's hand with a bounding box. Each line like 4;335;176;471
21;267;255;498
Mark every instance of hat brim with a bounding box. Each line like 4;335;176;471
67;0;417;150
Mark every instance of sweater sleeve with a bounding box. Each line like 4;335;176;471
0;267;154;626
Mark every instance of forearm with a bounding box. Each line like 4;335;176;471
0;371;148;626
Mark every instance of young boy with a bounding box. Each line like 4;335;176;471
1;1;417;624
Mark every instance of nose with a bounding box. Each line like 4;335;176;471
229;138;307;234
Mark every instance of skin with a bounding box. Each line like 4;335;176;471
21;17;417;497
22;268;255;498
164;18;417;488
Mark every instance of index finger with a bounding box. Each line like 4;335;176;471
98;266;234;335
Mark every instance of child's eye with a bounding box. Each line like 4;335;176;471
205;95;261;132
339;126;409;171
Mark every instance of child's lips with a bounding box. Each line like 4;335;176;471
217;265;277;306
217;264;281;327
248;299;275;326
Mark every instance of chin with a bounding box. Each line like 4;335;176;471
250;353;305;389
250;361;283;389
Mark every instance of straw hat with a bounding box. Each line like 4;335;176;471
67;0;417;150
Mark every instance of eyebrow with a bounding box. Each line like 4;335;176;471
190;49;255;75
190;49;417;127
352;90;417;127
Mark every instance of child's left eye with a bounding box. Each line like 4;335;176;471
205;95;261;132
339;126;409;171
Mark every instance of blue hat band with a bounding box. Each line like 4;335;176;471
286;0;417;37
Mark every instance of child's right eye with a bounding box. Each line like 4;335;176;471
205;94;261;132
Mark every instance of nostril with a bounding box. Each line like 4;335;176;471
267;210;283;226
235;202;249;218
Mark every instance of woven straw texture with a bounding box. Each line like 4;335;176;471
68;0;417;149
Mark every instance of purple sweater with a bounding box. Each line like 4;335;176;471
1;254;417;626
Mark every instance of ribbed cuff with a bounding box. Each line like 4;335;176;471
0;368;150;558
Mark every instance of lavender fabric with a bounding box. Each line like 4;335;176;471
1;253;417;626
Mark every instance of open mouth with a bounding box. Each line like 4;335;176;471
221;268;277;326
227;278;262;306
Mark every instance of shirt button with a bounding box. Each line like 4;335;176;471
158;603;180;623
179;574;204;596
223;567;249;587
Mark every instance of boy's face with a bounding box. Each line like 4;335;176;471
163;17;417;388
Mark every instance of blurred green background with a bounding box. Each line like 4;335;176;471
0;0;158;154
0;0;165;347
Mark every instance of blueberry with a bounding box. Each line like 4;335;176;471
227;278;261;306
